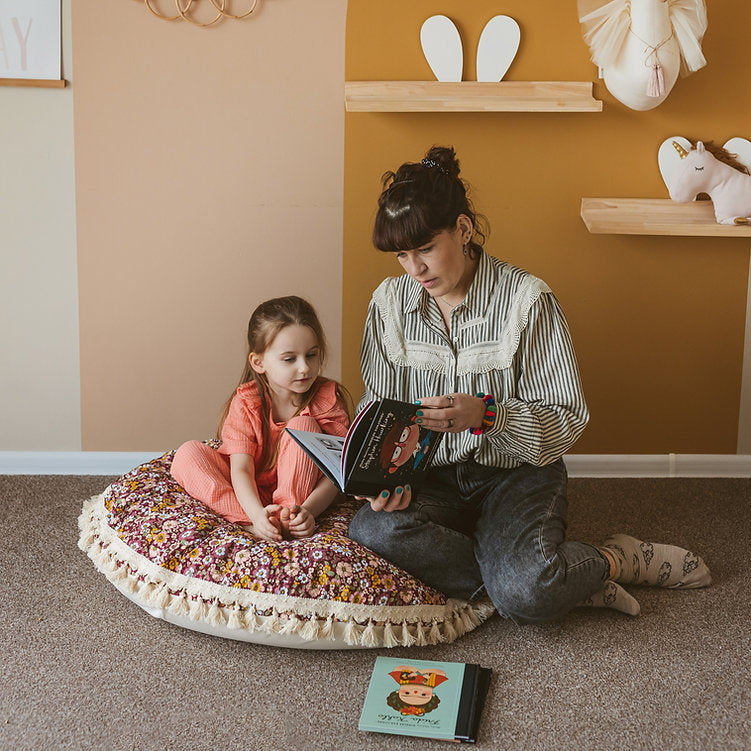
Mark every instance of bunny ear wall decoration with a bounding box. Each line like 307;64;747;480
420;15;521;82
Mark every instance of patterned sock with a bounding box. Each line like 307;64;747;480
579;581;640;616
603;533;712;589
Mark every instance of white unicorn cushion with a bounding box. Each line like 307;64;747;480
78;450;493;649
665;139;751;225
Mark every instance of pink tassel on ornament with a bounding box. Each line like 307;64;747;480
647;62;666;97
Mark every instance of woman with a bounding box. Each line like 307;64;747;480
348;146;711;624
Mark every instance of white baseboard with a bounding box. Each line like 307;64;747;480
0;451;164;475
564;454;751;477
0;451;750;477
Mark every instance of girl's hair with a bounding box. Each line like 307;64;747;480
218;295;350;472
373;145;487;257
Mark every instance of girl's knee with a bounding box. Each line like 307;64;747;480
286;415;321;432
172;440;207;475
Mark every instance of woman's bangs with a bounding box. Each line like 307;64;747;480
373;204;433;253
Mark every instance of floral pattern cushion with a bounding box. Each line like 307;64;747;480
78;451;493;648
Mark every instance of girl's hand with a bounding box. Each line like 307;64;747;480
248;505;284;542
355;485;411;513
285;506;316;539
415;393;485;433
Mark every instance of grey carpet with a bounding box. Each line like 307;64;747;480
1;474;749;751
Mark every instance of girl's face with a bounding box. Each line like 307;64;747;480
394;214;476;306
250;324;321;400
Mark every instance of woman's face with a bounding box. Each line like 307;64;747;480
394;215;476;305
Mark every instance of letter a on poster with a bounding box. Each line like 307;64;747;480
0;0;61;80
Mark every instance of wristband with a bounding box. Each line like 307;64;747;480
469;393;497;435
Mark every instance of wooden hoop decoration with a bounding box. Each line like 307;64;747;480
209;0;258;20
141;0;259;25
176;0;224;27
143;0;182;22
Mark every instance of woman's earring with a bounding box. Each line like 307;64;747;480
462;243;469;256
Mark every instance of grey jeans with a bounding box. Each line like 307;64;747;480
348;459;610;625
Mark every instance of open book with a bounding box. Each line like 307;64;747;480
358;656;492;743
285;398;443;497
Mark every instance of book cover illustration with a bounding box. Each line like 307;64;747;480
358;656;491;743
286;399;443;496
344;400;443;492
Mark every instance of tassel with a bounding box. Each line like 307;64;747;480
414;620;428;646
465;606;481;628
244;607;261;629
153;584;171;609
170;590;191;617
188;596;208;621
382;620;399;648
442;615;458;643
300;616;321;642
125;574;139;595
110;562;129;584
207;600;225;626
343;618;358;645
139;581;157;602
320;613;336;640
647;62;666;97
227;605;243;631
400;621;417;647
453;611;467;637
429;619;444;645
361;619;379;648
279;614;300;635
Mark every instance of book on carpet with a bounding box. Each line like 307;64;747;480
285;398;443;497
358;656;492;743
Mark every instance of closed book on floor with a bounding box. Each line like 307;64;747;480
358;656;492;743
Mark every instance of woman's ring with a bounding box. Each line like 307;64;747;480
446;395;454;407
447;418;454;428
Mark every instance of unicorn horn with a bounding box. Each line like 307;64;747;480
672;141;689;159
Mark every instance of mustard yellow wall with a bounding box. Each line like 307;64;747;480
343;1;751;454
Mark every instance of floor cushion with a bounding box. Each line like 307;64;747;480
78;450;494;649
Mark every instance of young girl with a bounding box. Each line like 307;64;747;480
171;296;350;541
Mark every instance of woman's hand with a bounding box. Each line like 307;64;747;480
355;485;412;513
415;393;485;433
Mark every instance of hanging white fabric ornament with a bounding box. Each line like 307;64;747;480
577;0;707;111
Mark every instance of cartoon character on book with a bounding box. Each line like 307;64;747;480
379;419;432;475
386;666;448;716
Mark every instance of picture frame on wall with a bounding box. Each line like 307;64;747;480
0;0;64;88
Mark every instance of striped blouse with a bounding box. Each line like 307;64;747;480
358;252;589;468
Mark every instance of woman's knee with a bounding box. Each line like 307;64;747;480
482;562;569;625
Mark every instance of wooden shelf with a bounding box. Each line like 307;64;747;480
0;78;66;88
345;81;602;113
580;198;751;237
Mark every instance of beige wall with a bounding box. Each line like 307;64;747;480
72;0;347;451
0;0;80;451
343;0;751;455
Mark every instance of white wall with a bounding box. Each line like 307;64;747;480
0;0;80;450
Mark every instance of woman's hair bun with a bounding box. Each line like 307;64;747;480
423;145;460;180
